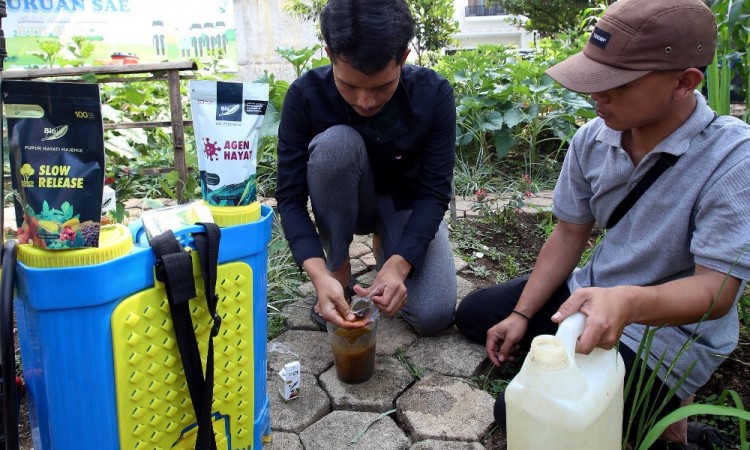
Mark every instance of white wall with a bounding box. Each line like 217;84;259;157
232;0;318;83
231;0;536;83
451;0;535;50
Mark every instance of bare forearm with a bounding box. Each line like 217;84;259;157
515;220;594;318
303;257;331;284
553;265;742;353
622;266;740;326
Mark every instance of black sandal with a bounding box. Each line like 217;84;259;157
686;422;727;450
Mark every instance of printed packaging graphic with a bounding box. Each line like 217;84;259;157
139;201;214;241
4;80;105;249
189;80;269;206
278;361;301;401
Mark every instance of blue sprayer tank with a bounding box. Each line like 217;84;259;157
14;203;273;449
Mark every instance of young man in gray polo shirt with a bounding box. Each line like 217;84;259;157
455;0;750;447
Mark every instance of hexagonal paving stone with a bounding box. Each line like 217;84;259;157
319;356;414;412
377;316;419;356
267;330;332;376
454;255;469;273
267;373;331;433
299;410;410;450
357;269;377;286
298;281;316;298
351;257;369;276
410;440;486;450
396;374;495;442
404;334;487;378
280;297;320;331
456;275;477;302
349;240;373;258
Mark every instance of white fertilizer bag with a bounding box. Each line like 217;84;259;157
189;80;269;206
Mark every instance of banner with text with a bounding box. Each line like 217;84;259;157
4;0;236;68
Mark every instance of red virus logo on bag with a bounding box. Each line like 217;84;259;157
203;137;221;161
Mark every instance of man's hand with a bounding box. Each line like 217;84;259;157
313;274;365;327
551;286;633;354
486;314;528;366
356;254;411;316
552;265;742;355
304;257;367;329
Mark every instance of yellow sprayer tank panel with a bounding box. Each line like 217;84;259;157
111;260;255;450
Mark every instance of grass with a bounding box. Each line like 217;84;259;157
266;214;307;340
395;347;425;380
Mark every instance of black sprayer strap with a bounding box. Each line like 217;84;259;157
191;223;221;450
1;240;19;450
151;227;220;450
606;152;680;229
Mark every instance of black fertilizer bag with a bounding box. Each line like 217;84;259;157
3;80;105;249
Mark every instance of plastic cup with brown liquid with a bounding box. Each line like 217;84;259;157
326;319;378;384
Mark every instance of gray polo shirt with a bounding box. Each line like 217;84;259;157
552;92;750;398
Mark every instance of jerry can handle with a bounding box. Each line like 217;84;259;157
555;312;587;358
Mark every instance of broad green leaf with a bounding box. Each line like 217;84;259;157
493;128;518;159
104;135;140;160
479;111;504;131
503;108;527;128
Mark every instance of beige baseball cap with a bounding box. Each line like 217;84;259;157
546;0;717;93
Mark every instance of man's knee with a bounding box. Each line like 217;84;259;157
308;126;367;187
309;125;365;164
403;301;455;336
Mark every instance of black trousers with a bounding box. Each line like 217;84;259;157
455;275;683;446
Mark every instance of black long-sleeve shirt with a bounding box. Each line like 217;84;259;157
275;64;456;272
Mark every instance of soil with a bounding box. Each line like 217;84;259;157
453;211;750;449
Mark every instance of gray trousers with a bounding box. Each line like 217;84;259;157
307;125;456;335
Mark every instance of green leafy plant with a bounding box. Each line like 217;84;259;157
706;0;750;120
267;216;307;340
490;0;607;37
66;35;96;67
284;0;328;42
471;357;524;397
638;398;749;450
409;0;459;66
622;327;696;448
276;45;327;79
435;42;593;185
28;39;64;68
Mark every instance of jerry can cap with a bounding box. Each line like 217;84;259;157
18;223;133;268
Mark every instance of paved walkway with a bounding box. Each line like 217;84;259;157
3;190;553;450
262;191;553;450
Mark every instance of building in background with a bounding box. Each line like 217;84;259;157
232;0;535;82
3;0;534;78
452;0;535;50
